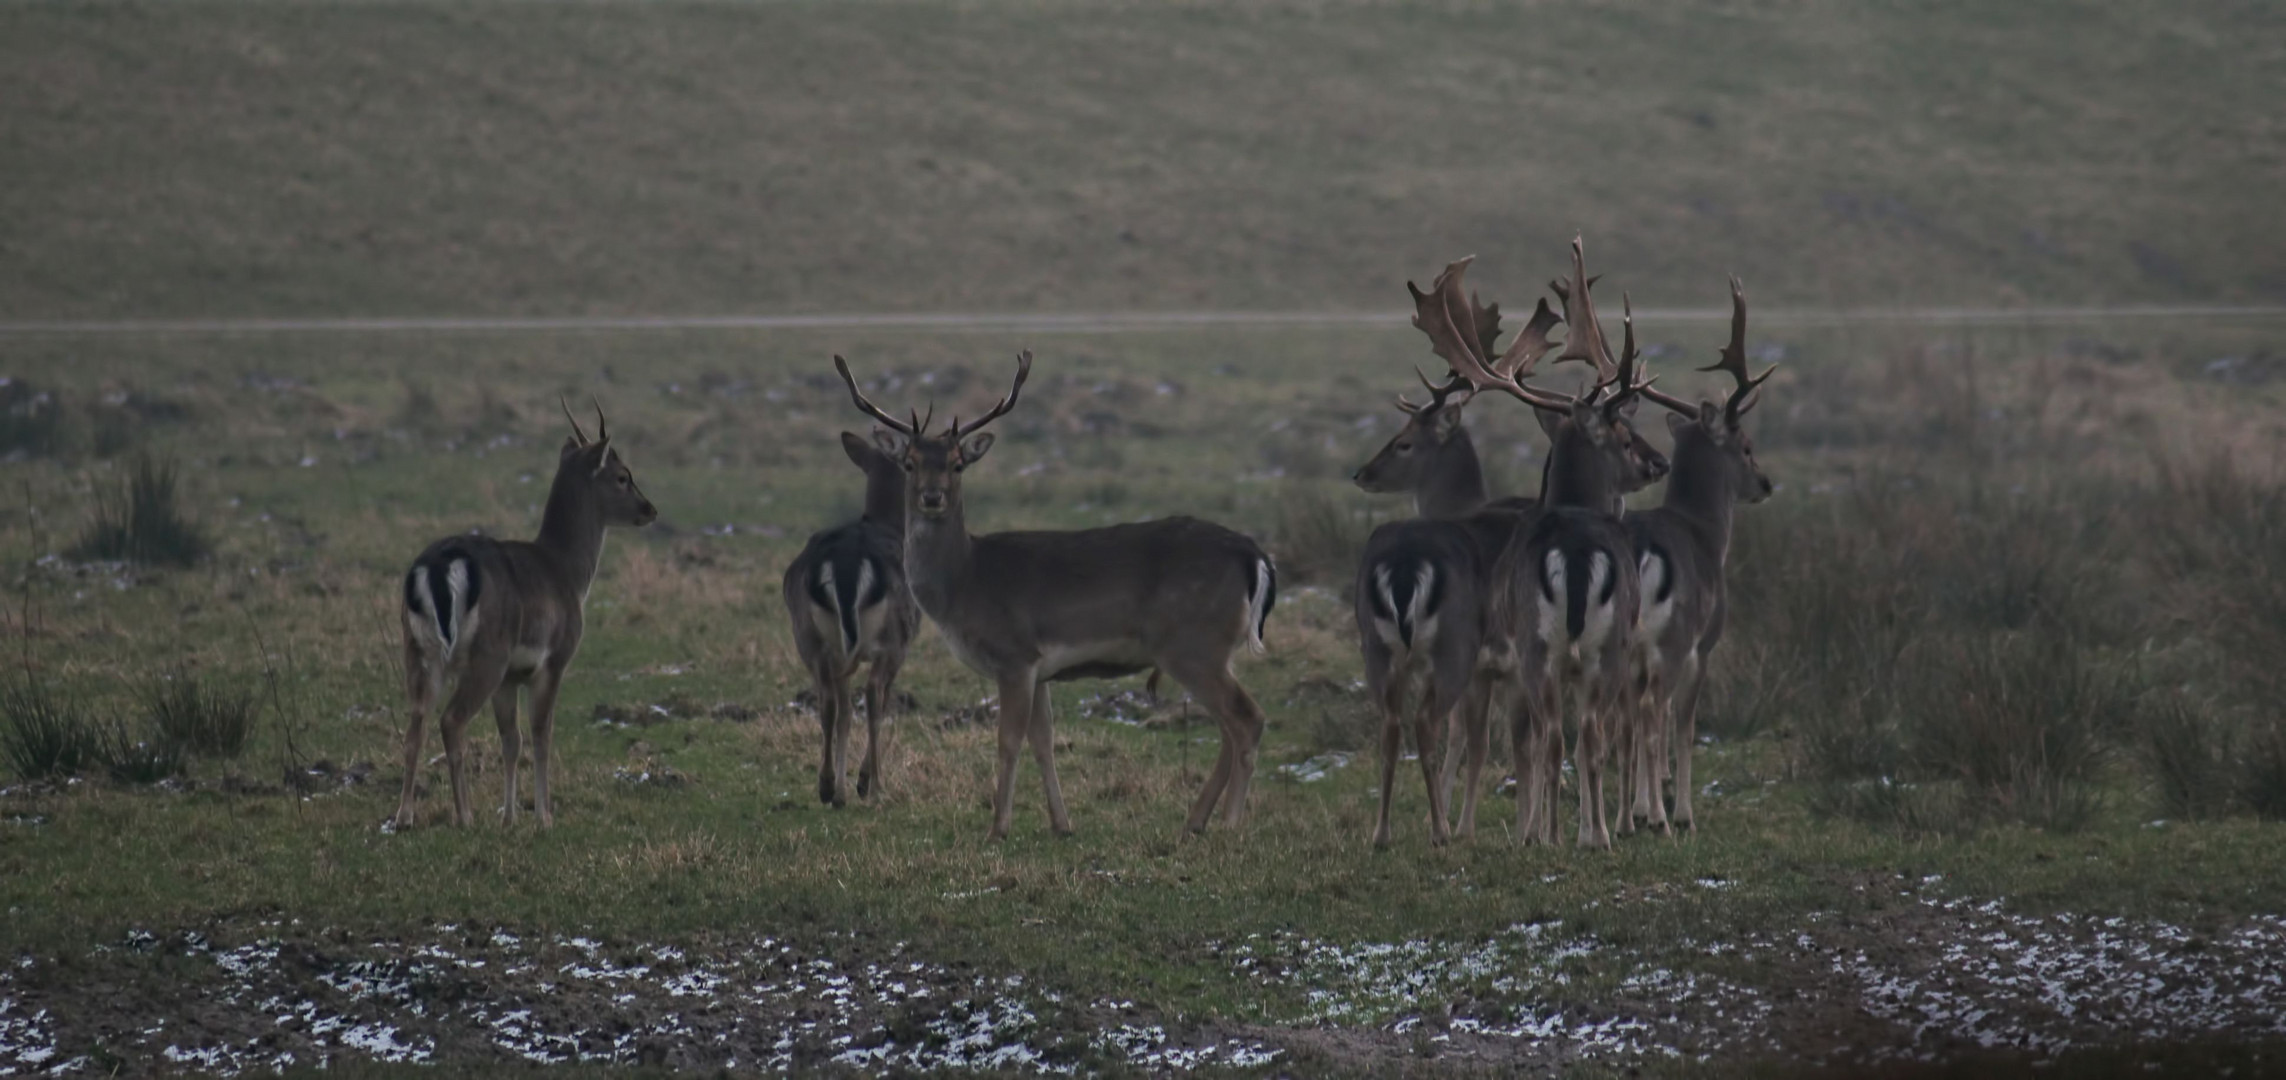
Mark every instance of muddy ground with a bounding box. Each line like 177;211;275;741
5;877;2283;1076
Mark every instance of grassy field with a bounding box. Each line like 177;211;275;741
6;0;2286;1075
4;310;2286;1074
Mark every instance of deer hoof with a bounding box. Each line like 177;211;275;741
857;771;874;799
817;773;836;805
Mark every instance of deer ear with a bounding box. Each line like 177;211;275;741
958;432;996;467
1614;396;1640;420
1430;405;1465;440
589;436;614;476
871;428;908;458
562;436;585;459
1535;407;1566;441
1667;410;1694;437
841;431;874;468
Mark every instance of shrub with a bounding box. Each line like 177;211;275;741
2241;719;2286;821
144;671;257;759
0;379;66;458
71;452;210;567
0;679;98;781
93;718;186;785
2136;695;2240;821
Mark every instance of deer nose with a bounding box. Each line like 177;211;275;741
636;502;659;526
917;490;948;513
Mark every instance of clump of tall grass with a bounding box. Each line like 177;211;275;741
71;453;211;567
0;679;98;781
93;717;186;785
1269;486;1376;589
144;672;257;759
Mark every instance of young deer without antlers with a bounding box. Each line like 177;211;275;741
1351;257;1668;847
395;403;658;829
834;352;1278;841
782;431;920;809
1618;279;1775;836
1435;239;1655;849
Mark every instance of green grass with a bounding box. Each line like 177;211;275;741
3;2;2283;319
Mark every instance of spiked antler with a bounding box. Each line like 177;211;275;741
592;398;610;444
951;351;1033;439
1394;366;1475;415
560;396;591;445
834;355;918;435
1699;276;1773;424
1620;294;1700;417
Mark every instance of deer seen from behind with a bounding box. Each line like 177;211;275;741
782;430;920;809
1351;258;1670;843
1353;256;1665;847
1445;239;1655;849
834;352;1278;841
1619;278;1775;836
395;402;658;829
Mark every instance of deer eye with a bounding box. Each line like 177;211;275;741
615;473;630;488
1395;442;1413;452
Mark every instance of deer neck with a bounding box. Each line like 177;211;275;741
862;458;906;536
902;501;974;615
535;467;608;597
1662;432;1740;561
1540;426;1616;511
1415;427;1491;519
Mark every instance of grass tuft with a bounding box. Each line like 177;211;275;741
1268;486;1373;590
71;452;210;567
93;717;187;785
0;678;98;781
144;671;258;759
2136;695;2241;821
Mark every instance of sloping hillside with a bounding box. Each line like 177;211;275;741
2;1;2280;317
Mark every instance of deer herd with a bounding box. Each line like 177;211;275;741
393;237;1774;852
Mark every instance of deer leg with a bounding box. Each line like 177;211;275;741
1513;682;1546;845
1640;678;1674;837
492;684;521;824
1028;682;1074;836
394;640;441;829
1670;655;1708;831
439;656;509;828
1372;692;1403;849
1415;694;1451;848
827;666;855;810
1454;676;1494;840
858;653;901;800
1214;675;1268;829
810;661;839;805
526;665;566;828
988;673;1035;842
1576;685;1613;851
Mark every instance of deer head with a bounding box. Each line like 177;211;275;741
557;397;659;527
1634;278;1776;504
834;352;1033;522
1407;250;1669;499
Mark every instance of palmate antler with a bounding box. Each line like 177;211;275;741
1407;257;1575;412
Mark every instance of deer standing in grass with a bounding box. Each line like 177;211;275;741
1439;239;1654;848
395;403;658;829
1352;260;1669;844
1352;258;1665;846
782;431;920;808
834;352;1278;841
1618;278;1774;835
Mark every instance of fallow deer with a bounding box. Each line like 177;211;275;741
1618;279;1775;835
1444;239;1654;849
1351;264;1670;842
395;402;658;829
833;352;1278;841
782;431;920;809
